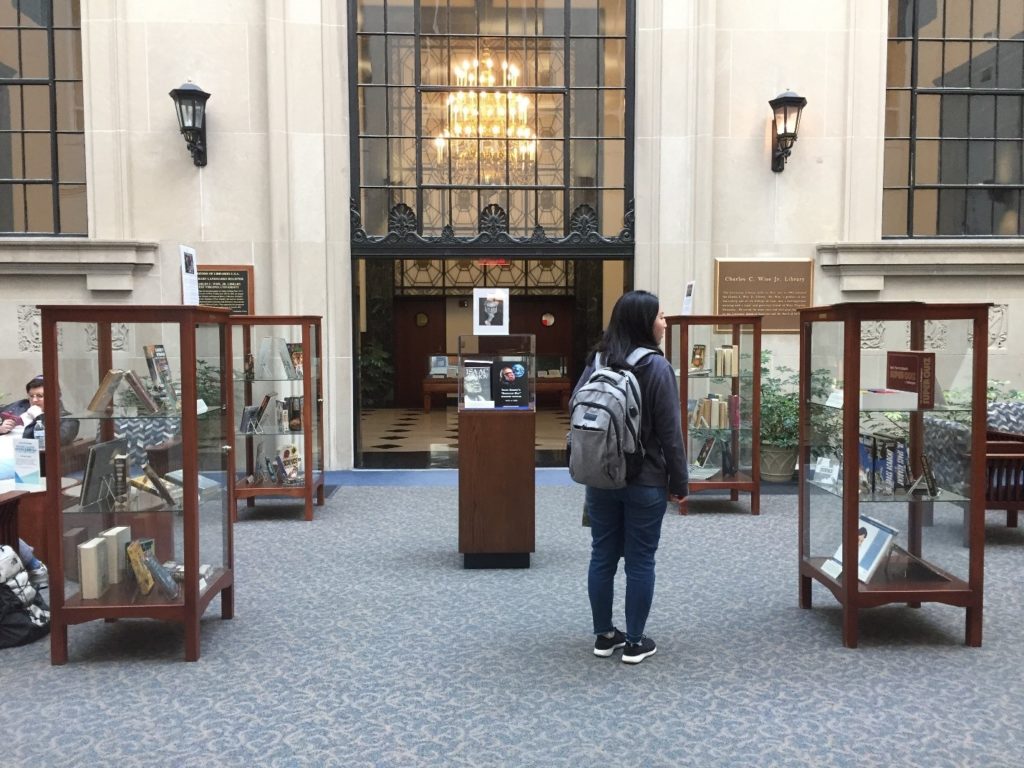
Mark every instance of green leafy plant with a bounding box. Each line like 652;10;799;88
359;340;394;408
760;351;801;449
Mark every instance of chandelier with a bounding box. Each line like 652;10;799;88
432;54;537;180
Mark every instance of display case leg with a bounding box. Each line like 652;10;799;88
221;584;234;620
304;496;313;521
50;620;68;665
184;617;200;662
966;605;982;647
750;490;760;516
842;606;859;648
799;574;812;608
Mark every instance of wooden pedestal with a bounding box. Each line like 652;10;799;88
458;408;535;568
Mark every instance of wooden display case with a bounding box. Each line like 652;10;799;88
798;302;988;647
40;305;235;664
457;334;536;568
227;316;325;521
665;314;762;514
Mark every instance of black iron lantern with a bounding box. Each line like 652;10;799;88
769;90;807;172
169;82;211;167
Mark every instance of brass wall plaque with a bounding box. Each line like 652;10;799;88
714;259;813;333
197;265;255;315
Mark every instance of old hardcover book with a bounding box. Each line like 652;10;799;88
886;350;936;409
142;462;177;505
690;344;706;369
87;369;126;412
99;525;131;584
286;342;304;377
821;515;898;583
126;539;155;595
695;436;716;467
123;369;160;413
238;404;261;434
78;537;110;599
252;392;278;429
62;526;89;582
143;344;177;404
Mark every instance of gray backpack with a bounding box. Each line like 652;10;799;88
567;348;654;489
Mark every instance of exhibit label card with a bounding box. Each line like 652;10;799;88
14;437;41;485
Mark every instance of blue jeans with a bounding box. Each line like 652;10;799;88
586;484;667;644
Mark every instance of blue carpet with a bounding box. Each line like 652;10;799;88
6;484;1023;766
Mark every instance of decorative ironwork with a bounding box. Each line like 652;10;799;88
352;199;635;259
479;204;509;236
388;204;418;236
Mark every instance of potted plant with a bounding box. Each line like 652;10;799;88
760;351;800;482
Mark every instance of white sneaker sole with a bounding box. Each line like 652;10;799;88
622;646;657;664
593;643;625;658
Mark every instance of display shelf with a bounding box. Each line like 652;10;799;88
40;304;235;664
227;315;325;521
665;314;762;514
798;301;989;647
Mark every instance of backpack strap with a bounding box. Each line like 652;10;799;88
594;347;654;372
625;347;655;368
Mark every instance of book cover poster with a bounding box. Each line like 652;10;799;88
462;361;494;408
286;343;304;377
493;360;529;407
473;287;510;336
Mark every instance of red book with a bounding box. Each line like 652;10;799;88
886;351;935;409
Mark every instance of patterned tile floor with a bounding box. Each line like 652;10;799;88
358;406;570;468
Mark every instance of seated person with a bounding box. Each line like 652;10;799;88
16;538;47;591
0;375;79;446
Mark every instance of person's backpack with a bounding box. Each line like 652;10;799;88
0;545;50;649
567;348;654;489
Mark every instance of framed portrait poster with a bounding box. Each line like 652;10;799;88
473;287;510;336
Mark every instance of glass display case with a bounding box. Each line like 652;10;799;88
665;315;762;515
40;305;234;664
798;302;988;647
228;316;324;521
457;334;536;410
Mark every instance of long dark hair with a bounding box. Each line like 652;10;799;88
590;290;662;369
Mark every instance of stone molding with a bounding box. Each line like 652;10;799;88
0;239;157;292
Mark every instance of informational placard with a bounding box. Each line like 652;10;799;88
180;244;199;305
197;265;255;315
714;259;813;333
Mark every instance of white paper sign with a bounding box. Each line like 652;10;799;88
682;280;695;315
180;244;199;305
14;438;40;485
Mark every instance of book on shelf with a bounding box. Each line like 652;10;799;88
919;452;939;497
99;525;131;584
492;359;529;407
143;462;177;505
143;344;177;405
886;350;936;409
728;394;741;430
112;453;129;506
239;404;261;434
163;469;222;495
251;392;278;430
78;537;110;600
713;345;740;377
87;369;125;412
63;526;88;582
142;548;179;598
123;369;160;413
695;436;716;467
286;342;304;378
690;344;706;370
256;337;297;379
820;515;899;583
125;539;155;595
277;443;302;481
462;360;494;408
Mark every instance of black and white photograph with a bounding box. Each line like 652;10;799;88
473;287;510;336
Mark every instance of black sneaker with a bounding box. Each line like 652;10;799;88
593;628;626;657
621;636;657;664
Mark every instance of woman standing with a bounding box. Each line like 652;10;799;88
576;290;688;664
